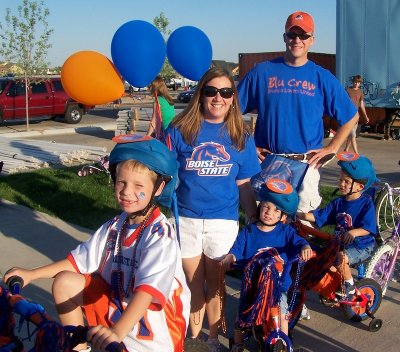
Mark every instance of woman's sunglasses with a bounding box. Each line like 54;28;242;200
202;86;234;99
285;32;312;40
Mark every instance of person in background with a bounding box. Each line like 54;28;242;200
166;67;261;351
146;76;176;138
238;11;358;214
344;75;369;154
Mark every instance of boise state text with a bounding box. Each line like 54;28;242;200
186;142;233;176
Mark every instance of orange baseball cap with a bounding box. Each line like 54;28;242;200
285;11;314;33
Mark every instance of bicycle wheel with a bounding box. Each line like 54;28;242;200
375;184;400;239
389;113;400;140
365;242;397;295
265;332;292;352
390;127;400;140
342;278;382;321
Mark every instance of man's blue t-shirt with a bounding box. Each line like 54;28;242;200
312;194;377;250
238;58;357;153
167;121;261;220
229;222;309;292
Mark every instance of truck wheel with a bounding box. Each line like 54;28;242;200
65;105;83;124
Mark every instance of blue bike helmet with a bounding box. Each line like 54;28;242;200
258;179;299;216
337;152;378;191
109;135;178;208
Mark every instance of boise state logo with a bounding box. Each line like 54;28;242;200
335;212;353;236
266;178;293;194
337;151;359;161
186;142;232;176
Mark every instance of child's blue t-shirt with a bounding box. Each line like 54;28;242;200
229;222;309;292
167;121;261;220
312;194;377;250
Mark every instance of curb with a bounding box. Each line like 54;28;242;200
0;122;117;139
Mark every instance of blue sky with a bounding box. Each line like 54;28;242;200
0;0;337;67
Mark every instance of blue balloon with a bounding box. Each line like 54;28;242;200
111;20;166;88
167;26;212;81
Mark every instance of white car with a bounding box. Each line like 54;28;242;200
124;81;148;93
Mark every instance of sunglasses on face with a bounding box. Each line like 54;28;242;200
202;85;234;99
285;32;312;40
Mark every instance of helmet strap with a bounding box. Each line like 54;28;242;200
346;179;362;196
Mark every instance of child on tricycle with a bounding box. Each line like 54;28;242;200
297;152;378;298
220;179;312;352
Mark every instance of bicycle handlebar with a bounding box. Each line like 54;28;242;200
231;250;316;271
6;276;124;352
6;275;24;295
294;221;333;242
66;325;124;352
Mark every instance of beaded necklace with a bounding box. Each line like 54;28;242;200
115;205;156;298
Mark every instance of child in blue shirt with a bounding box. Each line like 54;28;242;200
221;180;312;352
297;153;378;298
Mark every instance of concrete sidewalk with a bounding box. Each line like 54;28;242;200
1;199;400;352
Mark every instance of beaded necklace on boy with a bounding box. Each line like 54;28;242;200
115;205;156;298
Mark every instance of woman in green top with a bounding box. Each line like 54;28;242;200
146;76;176;138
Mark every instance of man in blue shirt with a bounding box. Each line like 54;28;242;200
238;11;358;213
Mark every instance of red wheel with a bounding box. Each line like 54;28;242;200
342;278;382;321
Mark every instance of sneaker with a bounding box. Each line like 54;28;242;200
298;304;311;321
207;337;223;352
230;342;245;352
335;282;356;299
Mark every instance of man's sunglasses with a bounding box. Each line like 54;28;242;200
202;86;234;99
285;32;312;40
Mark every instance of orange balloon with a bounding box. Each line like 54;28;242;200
61;51;124;105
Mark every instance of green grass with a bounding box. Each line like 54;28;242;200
0;167;338;231
0;167;118;230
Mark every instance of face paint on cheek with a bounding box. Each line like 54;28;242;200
138;192;146;200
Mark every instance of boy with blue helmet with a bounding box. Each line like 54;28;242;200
298;152;378;298
5;135;190;352
220;179;312;351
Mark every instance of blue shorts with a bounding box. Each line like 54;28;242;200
346;242;377;265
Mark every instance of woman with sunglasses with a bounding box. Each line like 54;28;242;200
166;67;260;351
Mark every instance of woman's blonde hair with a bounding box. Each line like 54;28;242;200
150;76;174;105
170;67;250;150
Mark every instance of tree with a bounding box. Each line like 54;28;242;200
0;0;53;130
153;12;176;81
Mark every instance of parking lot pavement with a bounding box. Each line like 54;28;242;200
320;135;399;186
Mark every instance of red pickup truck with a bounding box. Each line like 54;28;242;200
0;76;92;124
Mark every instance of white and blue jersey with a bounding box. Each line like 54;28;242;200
238;58;357;153
312;194;377;250
166;121;260;220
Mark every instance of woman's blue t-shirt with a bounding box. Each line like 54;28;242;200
167;121;260;220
